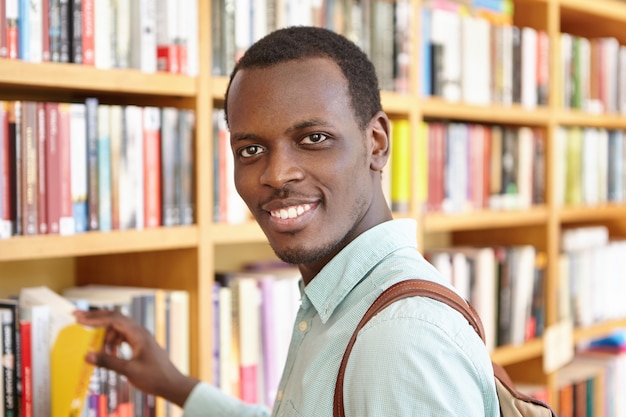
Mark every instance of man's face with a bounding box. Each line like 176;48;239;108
227;57;385;279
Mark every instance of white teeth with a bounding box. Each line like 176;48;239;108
271;204;312;219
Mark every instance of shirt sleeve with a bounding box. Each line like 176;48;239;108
342;300;499;417
182;382;272;417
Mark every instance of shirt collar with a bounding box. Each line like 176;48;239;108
303;218;418;323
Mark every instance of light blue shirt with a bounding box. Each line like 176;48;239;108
183;219;499;416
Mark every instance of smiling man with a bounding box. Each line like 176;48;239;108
75;26;499;416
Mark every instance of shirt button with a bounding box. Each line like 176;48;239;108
276;390;283;401
298;321;308;332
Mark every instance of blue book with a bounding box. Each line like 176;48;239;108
18;0;30;61
97;105;112;231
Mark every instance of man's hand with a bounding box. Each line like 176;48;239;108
74;308;199;407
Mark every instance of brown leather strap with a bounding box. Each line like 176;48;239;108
333;279;485;417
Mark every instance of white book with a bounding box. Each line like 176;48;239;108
430;7;462;102
520;26;537;109
178;0;198;76
70;103;87;234
130;0;157;72
22;304;51;417
94;0;113;69
597;128;609;204
461;15;490;106
28;0;43;62
123;105;144;229
561;33;573;108
619;46;626;114
500;24;514;106
114;0;131;68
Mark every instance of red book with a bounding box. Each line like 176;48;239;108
37;103;47;234
21;102;38;236
157;45;180;73
82;0;95;65
20;320;33;417
143;107;161;228
45;102;61;234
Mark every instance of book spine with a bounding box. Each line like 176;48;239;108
0;0;6;58
81;0;94;65
1;308;17;417
6;0;18;59
97;105;112;231
8;102;22;236
70;0;82;64
58;103;75;234
143;107;161;228
21;102;38;236
59;0;71;62
70;103;87;233
178;110;194;225
160;107;179;226
36;103;47;234
42;0;50;61
45;103;60;234
49;0;62;62
109;105;122;230
85;97;99;231
19;320;32;417
0;102;11;237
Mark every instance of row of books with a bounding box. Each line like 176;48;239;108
211;0;412;92
421;1;549;108
0;0;199;75
0;284;188;417
555;127;626;207
558;226;626;328
212;108;248;225
213;264;301;407
555;347;626;417
418;122;546;214
561;33;626;115
425;244;544;352
0;100;195;238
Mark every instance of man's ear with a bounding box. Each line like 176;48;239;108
369;111;391;172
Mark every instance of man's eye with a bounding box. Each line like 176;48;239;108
240;145;264;158
301;133;328;144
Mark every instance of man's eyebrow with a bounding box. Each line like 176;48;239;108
232;118;332;142
286;118;330;133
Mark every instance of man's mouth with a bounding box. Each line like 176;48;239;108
269;203;313;220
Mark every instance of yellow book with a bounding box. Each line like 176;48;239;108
390;119;412;213
19;286;105;417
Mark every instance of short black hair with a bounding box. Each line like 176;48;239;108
224;26;382;130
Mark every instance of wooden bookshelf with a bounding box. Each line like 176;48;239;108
3;0;626;412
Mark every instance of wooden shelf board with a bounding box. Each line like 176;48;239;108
574;317;626;344
556;109;626;129
559;0;626;23
0;226;199;261
424;206;549;233
0;59;196;97
421;98;551;125
558;203;626;223
491;338;544;366
211;221;268;244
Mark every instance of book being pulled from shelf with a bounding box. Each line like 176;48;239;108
18;286;106;417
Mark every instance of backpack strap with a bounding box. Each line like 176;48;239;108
333;279;556;417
